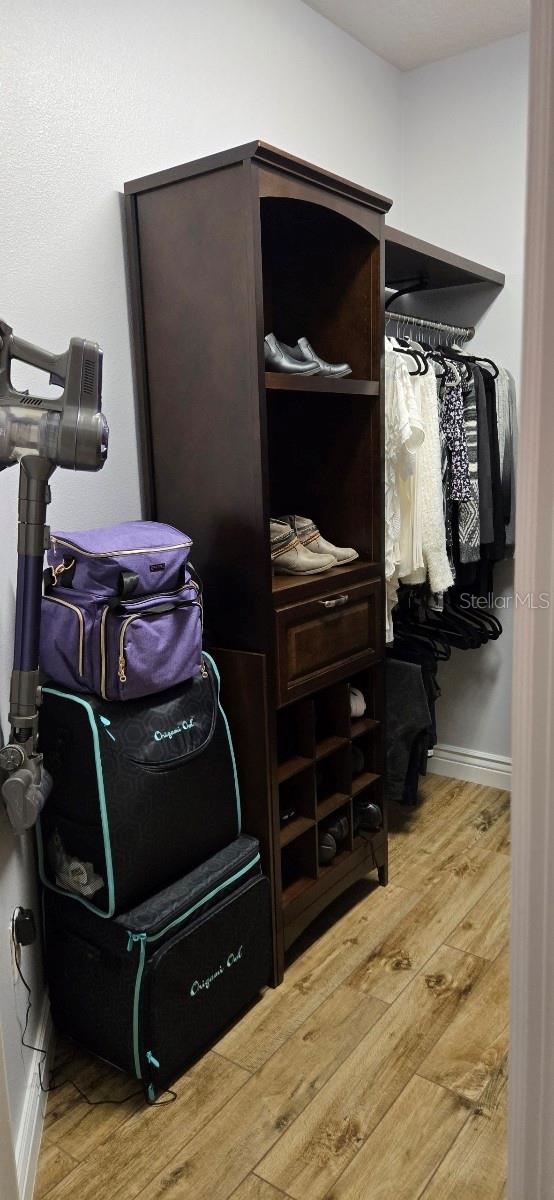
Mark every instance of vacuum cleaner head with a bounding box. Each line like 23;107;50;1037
0;318;108;471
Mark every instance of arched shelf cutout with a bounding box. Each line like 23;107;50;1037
260;197;381;381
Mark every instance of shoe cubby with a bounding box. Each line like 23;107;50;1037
276;699;315;783
314;681;350;757
318;799;354;875
349;663;384;742
260;198;380;382
267;391;381;568
126;143;389;982
274;670;384;915
281;826;318;909
315;745;351;820
279;767;316;849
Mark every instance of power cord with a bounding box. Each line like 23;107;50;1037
11;908;176;1106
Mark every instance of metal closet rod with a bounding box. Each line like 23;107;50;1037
385;309;475;342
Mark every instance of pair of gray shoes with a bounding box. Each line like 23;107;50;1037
265;333;352;379
271;515;358;575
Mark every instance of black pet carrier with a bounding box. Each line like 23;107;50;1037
37;654;240;916
43;835;271;1100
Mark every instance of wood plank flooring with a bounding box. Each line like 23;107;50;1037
35;775;510;1200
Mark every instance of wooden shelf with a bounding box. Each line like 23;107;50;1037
265;373;379;396
385;225;505;291
315;735;350;762
316;791;351;822
352;771;380;797
277;755;313;785
280;815;315;848
351;717;380;739
318;847;353;878
272;558;380;603
282;874;316;909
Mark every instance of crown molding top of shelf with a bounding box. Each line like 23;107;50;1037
385;224;505;290
124;141;393;213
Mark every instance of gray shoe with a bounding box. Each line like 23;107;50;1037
287;337;352;378
290;515;359;565
270;518;336;574
264;333;319;375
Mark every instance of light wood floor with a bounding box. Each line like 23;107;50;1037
36;774;510;1200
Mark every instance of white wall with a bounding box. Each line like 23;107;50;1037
0;0;403;1173
400;33;529;763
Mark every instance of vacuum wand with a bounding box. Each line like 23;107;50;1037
0;319;109;833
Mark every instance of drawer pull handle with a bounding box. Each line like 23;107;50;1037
319;593;349;609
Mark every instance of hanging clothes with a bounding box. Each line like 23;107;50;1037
384;340;424;641
457;367;481;563
496;366;518;555
402;367;454;594
383;313;518;805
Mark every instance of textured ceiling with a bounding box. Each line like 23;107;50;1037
302;0;530;70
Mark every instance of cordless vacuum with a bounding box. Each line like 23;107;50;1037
0;319;108;833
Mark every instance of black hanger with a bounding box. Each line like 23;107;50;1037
398;338;430;376
437;349;473;383
474;356;500;380
439;346;500;382
448;592;503;640
389;338;425;376
393;621;451;660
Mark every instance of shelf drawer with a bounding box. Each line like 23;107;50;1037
275;578;382;705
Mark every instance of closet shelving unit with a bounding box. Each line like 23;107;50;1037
124;142;392;984
385;225;505;297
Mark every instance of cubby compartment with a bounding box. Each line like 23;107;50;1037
353;775;384;839
318;799;354;873
267;391;381;565
276;699;314;783
349;662;384;739
279;767;316;848
351;728;381;790
281;826;318;908
260;198;380;382
315;744;351;820
314;681;350;757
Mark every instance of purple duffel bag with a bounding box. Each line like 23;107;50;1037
39;521;203;701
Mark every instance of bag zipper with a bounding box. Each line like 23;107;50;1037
42;595;84;676
101;599;204;697
118;615;136;683
118;602;203;684
117;578;200;610
126;853;261;948
51;536;192;558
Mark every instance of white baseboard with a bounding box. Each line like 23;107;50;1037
16;994;53;1200
427;742;512;789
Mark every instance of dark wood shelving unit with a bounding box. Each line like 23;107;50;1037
280;815;315;848
317;791;351;821
385;224;505;291
352;771;380;797
124;142;390;984
265;372;379;395
276;756;313;785
351;716;380;739
271;558;380;602
315;735;350;761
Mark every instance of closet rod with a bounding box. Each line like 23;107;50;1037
385;309;475;343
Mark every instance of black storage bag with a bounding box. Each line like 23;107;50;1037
43;836;271;1100
37;654;240;916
